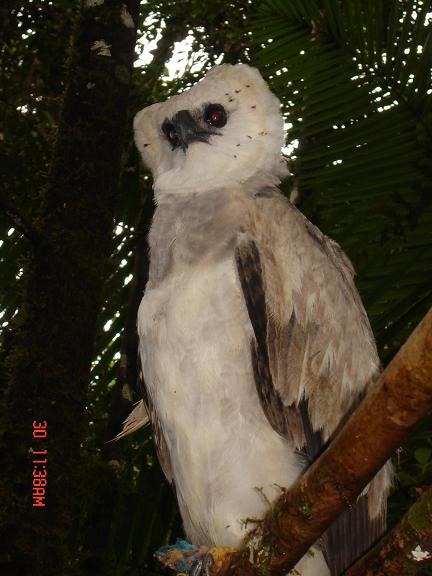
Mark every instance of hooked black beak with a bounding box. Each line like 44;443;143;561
172;110;212;152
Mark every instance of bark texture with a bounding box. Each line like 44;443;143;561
0;1;140;574
215;307;432;576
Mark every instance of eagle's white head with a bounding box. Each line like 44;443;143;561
134;64;287;197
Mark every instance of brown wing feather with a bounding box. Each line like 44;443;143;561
235;239;304;445
235;232;385;576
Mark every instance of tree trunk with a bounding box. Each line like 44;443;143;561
0;1;140;574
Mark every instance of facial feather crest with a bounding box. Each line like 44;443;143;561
134;64;288;197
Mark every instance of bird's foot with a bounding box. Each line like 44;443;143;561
155;538;237;576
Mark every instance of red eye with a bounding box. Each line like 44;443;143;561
204;104;227;128
211;111;221;123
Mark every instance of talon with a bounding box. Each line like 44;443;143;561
199;553;214;576
190;553;214;576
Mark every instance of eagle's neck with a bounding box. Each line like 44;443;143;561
153;168;285;203
147;187;244;286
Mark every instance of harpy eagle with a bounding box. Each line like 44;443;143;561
122;64;392;576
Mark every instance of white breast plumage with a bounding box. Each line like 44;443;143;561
138;256;305;547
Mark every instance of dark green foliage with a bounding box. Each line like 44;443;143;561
1;0;142;573
0;1;431;574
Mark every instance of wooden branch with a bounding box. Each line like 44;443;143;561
344;487;432;576
216;307;432;576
